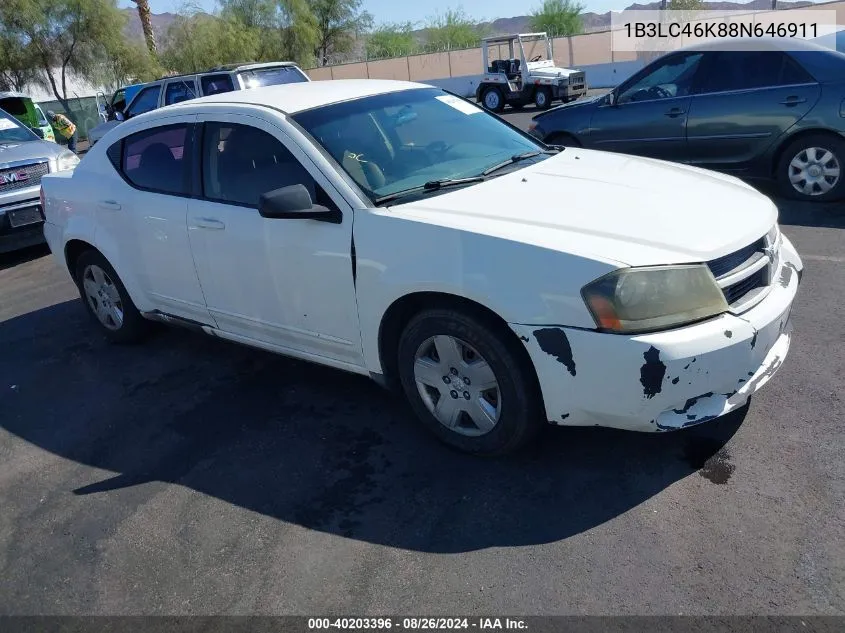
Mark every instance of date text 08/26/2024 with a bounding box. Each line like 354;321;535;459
308;618;528;630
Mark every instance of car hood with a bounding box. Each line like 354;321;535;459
88;120;122;143
388;149;777;268
0;139;66;165
539;93;604;116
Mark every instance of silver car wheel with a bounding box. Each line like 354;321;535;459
789;146;841;196
535;90;548;107
413;335;501;437
82;264;124;330
483;90;501;110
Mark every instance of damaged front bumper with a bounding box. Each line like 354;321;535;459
511;235;803;432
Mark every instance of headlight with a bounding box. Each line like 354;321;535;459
581;265;728;333
55;150;80;172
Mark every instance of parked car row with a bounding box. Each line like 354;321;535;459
39;78;802;455
528;39;845;202
88;61;310;146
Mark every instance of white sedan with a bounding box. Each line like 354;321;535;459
40;79;803;454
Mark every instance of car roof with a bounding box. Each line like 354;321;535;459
680;37;833;53
208;61;300;72
169;79;429;114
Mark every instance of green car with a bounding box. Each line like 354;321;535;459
0;92;56;143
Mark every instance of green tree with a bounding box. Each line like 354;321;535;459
668;0;703;9
0;0;128;111
424;9;486;52
365;22;417;60
219;0;278;28
161;10;260;74
308;0;372;65
96;40;162;93
529;0;584;37
0;33;42;92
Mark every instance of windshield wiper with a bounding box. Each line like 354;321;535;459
374;176;486;205
481;150;547;177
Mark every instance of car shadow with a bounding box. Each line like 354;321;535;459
0;243;50;272
755;184;845;229
0;299;747;553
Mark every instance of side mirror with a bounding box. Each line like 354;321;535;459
605;92;616;106
258;184;342;224
30;126;45;139
114;111;125;121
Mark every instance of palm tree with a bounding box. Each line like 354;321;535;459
133;0;157;55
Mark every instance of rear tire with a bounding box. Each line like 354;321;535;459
534;87;552;110
481;87;505;113
75;250;149;343
397;309;544;455
776;133;845;202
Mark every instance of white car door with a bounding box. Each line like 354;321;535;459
186;112;363;368
101;115;211;324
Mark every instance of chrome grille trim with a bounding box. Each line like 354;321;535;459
707;228;779;313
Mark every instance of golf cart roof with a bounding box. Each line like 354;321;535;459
481;33;549;44
0;91;29;100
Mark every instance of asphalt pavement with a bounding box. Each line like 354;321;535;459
0;113;843;615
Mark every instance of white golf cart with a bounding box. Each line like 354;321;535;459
476;33;587;112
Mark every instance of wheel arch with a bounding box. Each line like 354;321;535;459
770;127;845;177
376;291;545;415
64;238;99;282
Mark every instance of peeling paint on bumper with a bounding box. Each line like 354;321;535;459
512;235;803;433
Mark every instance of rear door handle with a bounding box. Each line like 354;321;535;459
780;96;807;106
664;107;686;117
98;200;121;211
193;218;225;230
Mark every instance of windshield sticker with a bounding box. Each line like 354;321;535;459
436;95;482;115
0;118;18;130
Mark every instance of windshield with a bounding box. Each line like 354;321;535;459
293;88;544;202
238;66;309;88
0;109;37;143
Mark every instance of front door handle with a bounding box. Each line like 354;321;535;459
780;96;807;106
193;218;225;230
98;200;121;211
664;107;685;118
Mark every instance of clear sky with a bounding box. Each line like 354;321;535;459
117;0;635;25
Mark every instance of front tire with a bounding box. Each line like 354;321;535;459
481;87;504;113
397;309;543;455
776;133;845;202
75;250;149;343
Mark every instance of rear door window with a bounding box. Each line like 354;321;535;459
119;124;190;195
200;74;235;96
699;51;815;93
164;79;198;105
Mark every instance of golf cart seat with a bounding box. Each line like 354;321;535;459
489;59;508;74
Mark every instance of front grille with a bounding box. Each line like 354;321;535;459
569;72;585;86
723;268;766;305
707;235;774;309
707;237;765;278
0;161;49;194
